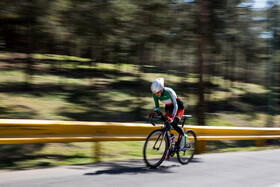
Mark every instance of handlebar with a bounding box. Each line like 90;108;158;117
149;110;167;126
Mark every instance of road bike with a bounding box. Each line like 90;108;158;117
143;111;197;168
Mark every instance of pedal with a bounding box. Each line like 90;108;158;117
179;146;190;151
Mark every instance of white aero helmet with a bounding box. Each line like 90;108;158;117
151;78;164;93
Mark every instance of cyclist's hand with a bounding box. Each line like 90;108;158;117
149;112;156;119
165;117;174;123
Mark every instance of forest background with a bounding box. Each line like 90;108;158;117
0;0;279;168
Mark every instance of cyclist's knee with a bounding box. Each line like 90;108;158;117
171;118;184;135
171;117;179;126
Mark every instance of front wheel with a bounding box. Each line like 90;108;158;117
143;129;168;168
177;129;197;165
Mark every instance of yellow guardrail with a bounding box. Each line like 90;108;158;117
0;119;280;154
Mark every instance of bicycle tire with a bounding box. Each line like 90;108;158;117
177;129;197;165
143;129;169;168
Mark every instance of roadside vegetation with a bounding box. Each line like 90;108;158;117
0;53;279;170
1;53;278;126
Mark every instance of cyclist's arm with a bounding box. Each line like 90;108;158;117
166;88;178;120
153;93;160;111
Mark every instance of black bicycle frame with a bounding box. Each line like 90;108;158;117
153;123;172;151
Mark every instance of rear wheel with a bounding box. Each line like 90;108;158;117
143;129;168;168
177;129;197;164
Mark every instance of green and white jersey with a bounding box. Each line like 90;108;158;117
153;87;178;117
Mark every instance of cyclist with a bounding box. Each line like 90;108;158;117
149;78;187;149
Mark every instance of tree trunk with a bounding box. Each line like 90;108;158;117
196;0;211;126
24;25;34;92
197;37;206;126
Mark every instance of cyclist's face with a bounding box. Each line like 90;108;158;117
155;90;162;97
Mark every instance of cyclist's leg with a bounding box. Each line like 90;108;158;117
170;118;183;148
171;117;184;135
170;109;185;147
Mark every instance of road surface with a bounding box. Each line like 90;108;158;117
0;149;280;187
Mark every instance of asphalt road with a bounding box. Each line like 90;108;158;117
0;149;280;187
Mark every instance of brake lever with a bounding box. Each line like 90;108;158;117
147;118;156;126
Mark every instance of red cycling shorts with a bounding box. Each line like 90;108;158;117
165;109;185;121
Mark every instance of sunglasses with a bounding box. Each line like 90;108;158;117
155;90;162;94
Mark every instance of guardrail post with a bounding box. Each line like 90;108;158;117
256;139;266;147
196;140;206;154
93;141;101;162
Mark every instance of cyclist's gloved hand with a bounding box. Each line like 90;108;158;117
165;116;174;123
149;112;156;119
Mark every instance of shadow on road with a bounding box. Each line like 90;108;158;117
84;165;176;175
84;158;200;176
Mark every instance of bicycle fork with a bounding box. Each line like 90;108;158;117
153;131;167;151
152;130;175;159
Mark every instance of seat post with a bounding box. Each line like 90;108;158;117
181;115;192;127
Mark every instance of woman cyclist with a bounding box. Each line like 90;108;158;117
149;78;187;149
